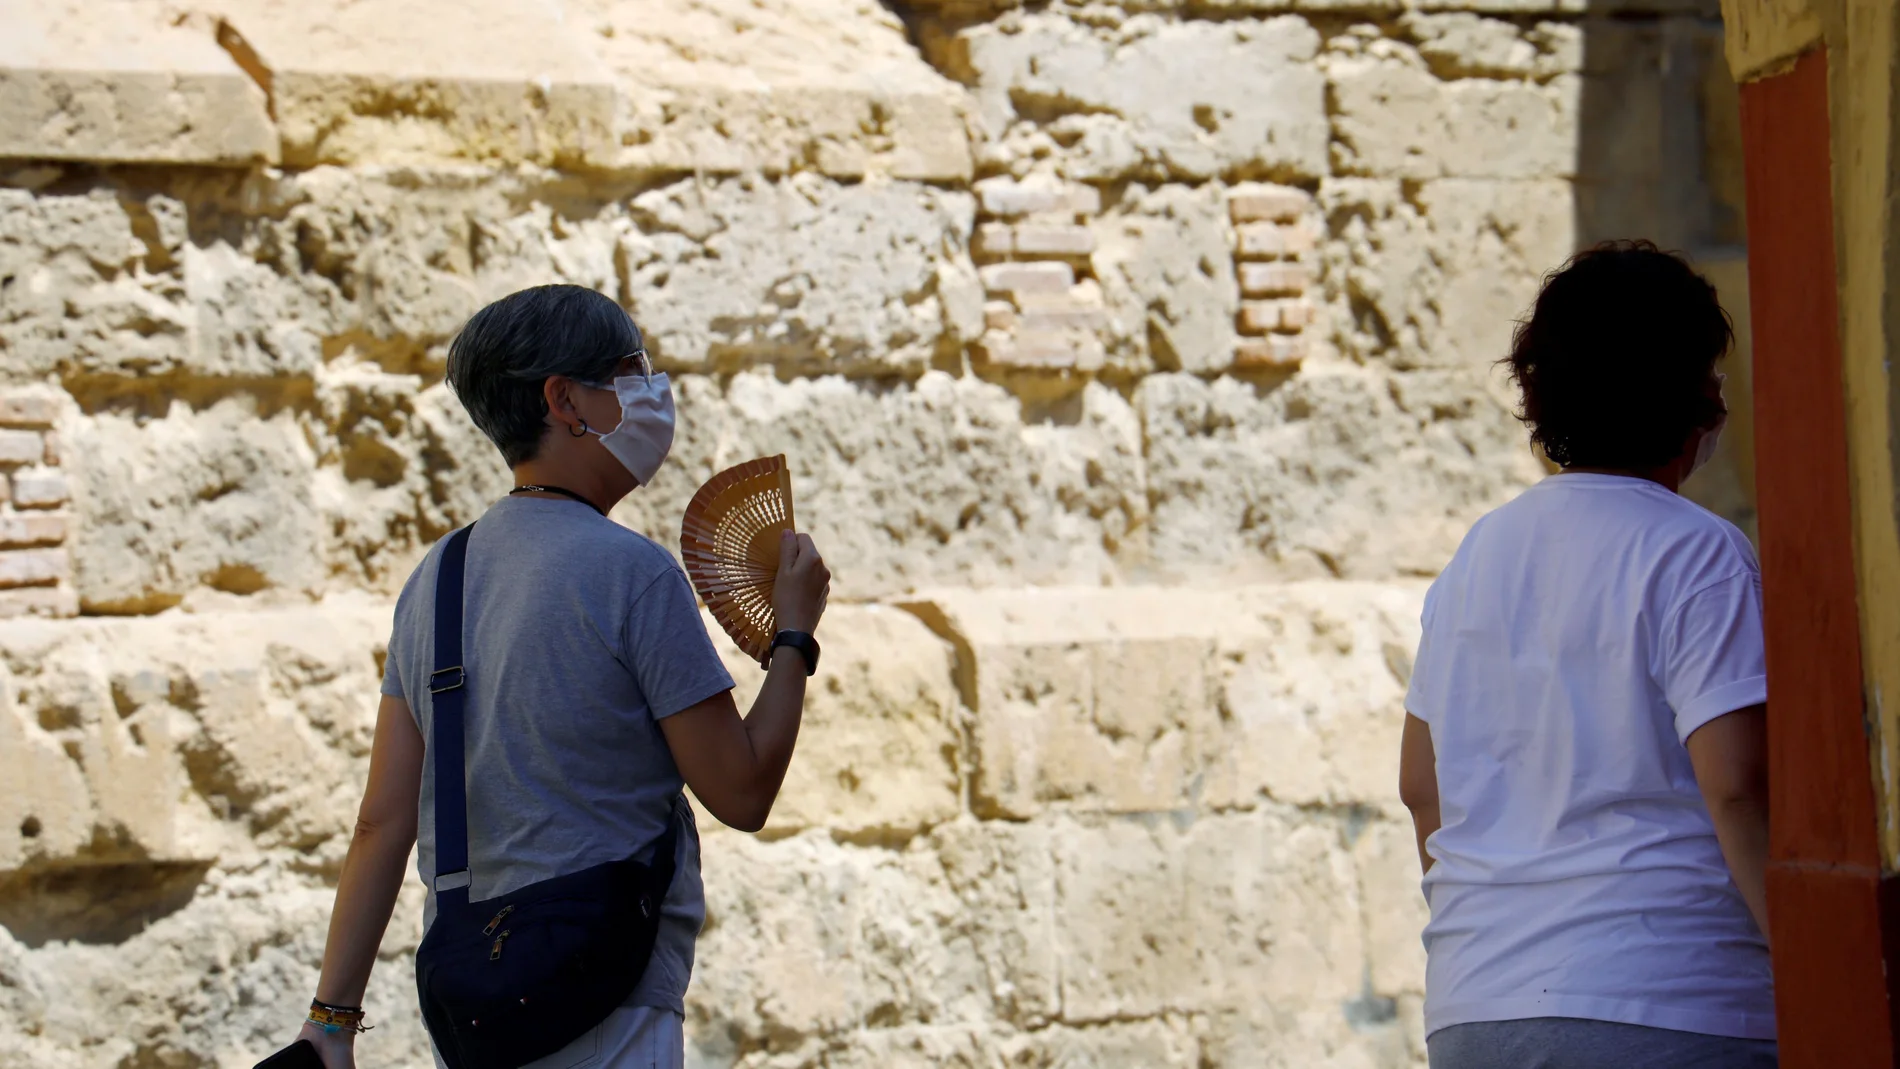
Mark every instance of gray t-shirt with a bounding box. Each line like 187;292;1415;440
381;494;734;1015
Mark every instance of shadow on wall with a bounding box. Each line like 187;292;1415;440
1576;0;1755;543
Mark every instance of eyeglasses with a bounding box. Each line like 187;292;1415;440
578;349;653;389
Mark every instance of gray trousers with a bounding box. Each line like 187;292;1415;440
1429;1017;1778;1069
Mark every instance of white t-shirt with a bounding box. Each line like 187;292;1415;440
1407;473;1774;1041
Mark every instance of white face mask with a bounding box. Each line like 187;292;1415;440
1688;420;1724;477
1686;373;1727;479
579;354;675;486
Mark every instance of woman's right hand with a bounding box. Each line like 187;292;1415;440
772;531;830;634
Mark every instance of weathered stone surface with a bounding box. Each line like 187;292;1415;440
1094;183;1241;374
613;373;1148;600
64;403;323;614
1139;367;1545;580
907;583;1421;819
961;13;1328;181
624;175;976;376
713;604;961;838
579;0;973;180
1321;178;1576;369
0;0;277;165
1328;48;1579;179
205;0;618;169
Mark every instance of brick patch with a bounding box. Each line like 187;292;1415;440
972;178;1109;372
0;388;74;616
1228;184;1319;369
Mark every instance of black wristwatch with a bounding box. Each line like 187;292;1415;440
769;630;820;676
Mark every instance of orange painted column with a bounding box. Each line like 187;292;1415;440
1736;46;1899;1066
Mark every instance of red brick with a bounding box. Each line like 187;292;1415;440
0;548;66;588
1228;185;1310;223
11;469;69;508
1235;336;1308;369
1238;262;1311;297
0;392;58;429
0;512;67;547
0;586;77;618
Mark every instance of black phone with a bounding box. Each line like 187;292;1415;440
254;1039;326;1069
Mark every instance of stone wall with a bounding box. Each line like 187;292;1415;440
0;0;1743;1066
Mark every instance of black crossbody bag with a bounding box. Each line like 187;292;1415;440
415;525;681;1069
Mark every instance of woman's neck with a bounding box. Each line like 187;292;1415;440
1557;464;1682;493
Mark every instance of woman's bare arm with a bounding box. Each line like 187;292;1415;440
1686;703;1770;943
297;694;425;1066
1398;712;1441;878
659;531;829;833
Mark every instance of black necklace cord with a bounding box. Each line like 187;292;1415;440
509;484;606;516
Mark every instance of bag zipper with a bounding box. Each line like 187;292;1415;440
481;904;515;936
489;929;512;961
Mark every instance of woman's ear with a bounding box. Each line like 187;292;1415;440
543;376;586;434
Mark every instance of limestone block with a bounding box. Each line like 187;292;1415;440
687;832;978;1046
9;470;68;509
1050;809;1365;1023
64;402;322;614
905;587;1234;819
961;14;1327;181
1203;584;1424;811
927;819;1061;1025
1356;818;1430;997
577;0;973;181
623;175;975;376
610;373;1147;600
204;0;617;169
1329;54;1579;179
709;605;961;838
0;604;385;880
1321;178;1576;370
0;1;276;165
1402;13;1549;80
1139;368;1544;580
911;583;1419;816
1094;183;1239;374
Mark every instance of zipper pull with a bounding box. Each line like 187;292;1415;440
489;929;512;961
482;905;515;936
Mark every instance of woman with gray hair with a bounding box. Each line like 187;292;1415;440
285;284;831;1068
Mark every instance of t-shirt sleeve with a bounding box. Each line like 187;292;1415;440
380;645;405;698
1657;571;1769;742
622;563;737;720
1404;583;1439;724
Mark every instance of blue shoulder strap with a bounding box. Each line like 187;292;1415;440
429;525;474;900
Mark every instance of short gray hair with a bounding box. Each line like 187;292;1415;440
445;285;643;467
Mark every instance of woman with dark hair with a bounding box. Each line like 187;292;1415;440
1400;242;1776;1067
287;284;831;1068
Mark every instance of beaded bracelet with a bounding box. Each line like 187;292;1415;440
307;1000;373;1035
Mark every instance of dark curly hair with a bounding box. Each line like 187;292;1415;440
1505;240;1733;470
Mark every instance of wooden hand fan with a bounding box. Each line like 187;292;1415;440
680;455;796;666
